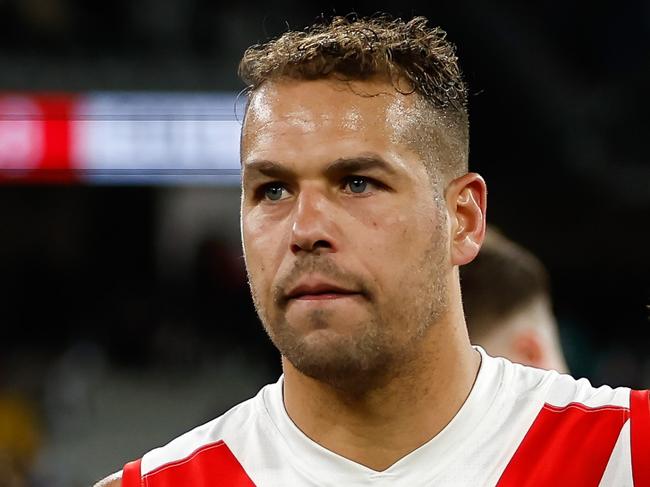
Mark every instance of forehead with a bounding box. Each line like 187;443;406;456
241;77;419;161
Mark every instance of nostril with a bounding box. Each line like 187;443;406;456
291;239;332;254
313;240;331;249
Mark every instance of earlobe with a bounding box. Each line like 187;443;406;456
448;173;487;266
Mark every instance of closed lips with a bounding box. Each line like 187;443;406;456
287;283;358;299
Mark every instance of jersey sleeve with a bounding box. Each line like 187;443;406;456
630;389;650;486
122;459;142;487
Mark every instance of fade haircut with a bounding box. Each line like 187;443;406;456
238;15;470;186
461;227;552;340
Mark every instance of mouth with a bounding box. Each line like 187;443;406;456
286;282;361;301
292;292;358;301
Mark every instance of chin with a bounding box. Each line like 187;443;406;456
277;325;397;393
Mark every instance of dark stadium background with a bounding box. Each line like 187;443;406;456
0;1;648;485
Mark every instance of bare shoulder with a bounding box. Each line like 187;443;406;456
93;471;122;487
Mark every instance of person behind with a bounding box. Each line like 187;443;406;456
461;227;569;373
0;392;40;487
97;15;649;487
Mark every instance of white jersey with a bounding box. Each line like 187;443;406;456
121;348;650;486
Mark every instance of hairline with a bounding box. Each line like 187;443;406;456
240;75;467;192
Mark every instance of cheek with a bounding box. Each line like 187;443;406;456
243;211;288;291
363;208;441;281
364;209;430;251
352;211;429;289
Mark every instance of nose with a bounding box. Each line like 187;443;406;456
290;189;336;255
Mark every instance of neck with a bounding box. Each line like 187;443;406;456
281;304;480;472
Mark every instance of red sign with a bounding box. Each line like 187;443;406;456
0;93;76;183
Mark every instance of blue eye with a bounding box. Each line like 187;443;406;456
264;185;285;201
347;177;368;193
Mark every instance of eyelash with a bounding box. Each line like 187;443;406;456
255;176;383;201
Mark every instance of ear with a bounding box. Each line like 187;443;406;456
511;329;546;369
446;172;487;266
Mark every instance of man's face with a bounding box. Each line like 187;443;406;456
240;77;453;388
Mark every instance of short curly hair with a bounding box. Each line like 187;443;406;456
239;15;470;183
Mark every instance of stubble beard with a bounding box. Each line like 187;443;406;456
247;224;450;395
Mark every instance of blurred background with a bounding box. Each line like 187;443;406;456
0;0;648;485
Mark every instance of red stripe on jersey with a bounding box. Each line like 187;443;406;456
631;389;650;486
122;458;142;487
140;440;256;487
496;402;629;487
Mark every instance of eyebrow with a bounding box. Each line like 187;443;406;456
243;154;397;182
242;160;295;181
324;155;398;178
